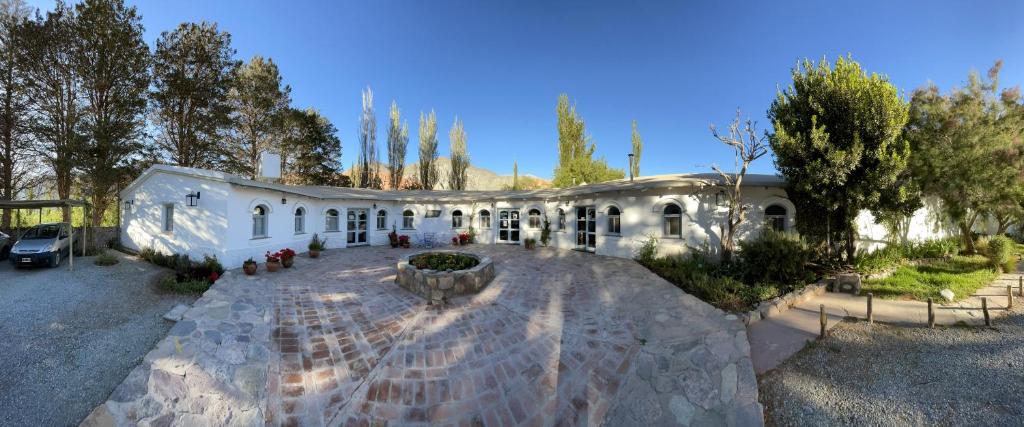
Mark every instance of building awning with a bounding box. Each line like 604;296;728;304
0;200;89;209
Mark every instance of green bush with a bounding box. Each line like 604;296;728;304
855;245;905;273
738;230;812;292
93;251;119;266
158;274;211;295
988;235;1014;271
746;284;780;302
635;234;658;265
410;252;479;271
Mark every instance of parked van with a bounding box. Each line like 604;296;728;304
9;223;75;268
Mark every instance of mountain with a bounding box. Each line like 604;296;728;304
346;157;551;190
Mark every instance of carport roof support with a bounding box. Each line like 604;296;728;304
0;199;88;209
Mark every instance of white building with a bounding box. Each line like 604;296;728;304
118;164;947;268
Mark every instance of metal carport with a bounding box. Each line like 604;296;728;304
0;199;91;271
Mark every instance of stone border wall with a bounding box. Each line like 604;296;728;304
395;251;495;304
739;281;828;326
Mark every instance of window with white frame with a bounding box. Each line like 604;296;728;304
479;209;491;229
325;209;340;232
452;210;464;228
376;209;387;230
557;208;566;230
765;204;787;232
163;204;174;233
663;204;682;238
294;207;305;234
402;209;415;229
528;209;541;228
607;206;621;234
252;205;269;238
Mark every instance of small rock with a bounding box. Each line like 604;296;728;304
940;289;955;302
163;304;190;322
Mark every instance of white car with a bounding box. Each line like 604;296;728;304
9;223;75;268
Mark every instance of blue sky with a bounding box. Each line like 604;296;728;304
30;0;1024;178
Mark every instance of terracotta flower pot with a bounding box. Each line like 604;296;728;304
266;261;281;272
243;263;257;276
309;249;320;258
282;257;294;268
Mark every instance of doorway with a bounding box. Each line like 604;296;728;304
575;206;595;252
497;209;520;243
347;209;368;245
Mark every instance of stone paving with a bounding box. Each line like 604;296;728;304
85;245;762;426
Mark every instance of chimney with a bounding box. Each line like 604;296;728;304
628;153;635;181
259;152;281;182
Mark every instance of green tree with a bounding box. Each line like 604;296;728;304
280;107;345;186
768;56;911;260
72;0;150;226
447;117;469;190
223;55;291;179
417;110;439;190
150;22;238;169
356;86;381;189
19;1;82;221
0;0;31;229
386;100;408;190
906;61;1024;251
511;160;519;190
552;94;624;187
630;119;642;178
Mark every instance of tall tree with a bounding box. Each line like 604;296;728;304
709;110;768;263
19;1;82;221
511;160;519;190
448;116;469;190
280;107;345;186
0;0;31;229
630;119;642;178
356;86;381;189
223;56;290;179
72;0;150;226
552;94;624;187
906;61;1024;251
386;100;408;190
769;56;911;260
417;110;439;190
150;22;238;169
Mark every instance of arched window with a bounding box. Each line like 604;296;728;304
325;208;340;232
402;209;415;229
663;204;682;238
765;204;787;232
376;209;387;230
607;206;621;234
479;209;491;229
452;209;464;228
528;209;541;229
557;208;566;230
294;207;305;234
253;205;269;238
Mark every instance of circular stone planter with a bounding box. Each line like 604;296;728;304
395;251;495;305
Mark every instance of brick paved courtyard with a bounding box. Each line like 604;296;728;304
87;245;762;426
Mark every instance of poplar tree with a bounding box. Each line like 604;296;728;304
223;56;291;179
356;86;381;189
417;110;439;190
447;117;469;190
630;120;642;178
386;100;408;190
552;94;624;187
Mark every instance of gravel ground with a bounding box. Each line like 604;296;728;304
0;253;196;427
759;313;1024;426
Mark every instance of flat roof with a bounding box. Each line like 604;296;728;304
0;200;88;209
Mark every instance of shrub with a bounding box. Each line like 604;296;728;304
746;283;780;302
1005;259;1018;274
410;252;480;271
738;230;812;292
635;234;658;265
308;233;327;251
855;245;905;274
975;235;991;256
987;235;1014;271
158;274;211;295
94;251;119;266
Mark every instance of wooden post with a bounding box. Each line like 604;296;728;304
927;298;935;328
983;297;990;327
819;304;827;339
1008;285;1014;310
867;293;874;324
1019;276;1023;297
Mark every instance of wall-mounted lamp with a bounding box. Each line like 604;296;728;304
281;197;287;205
123;199;134;212
373;203;377;209
186;192;200;207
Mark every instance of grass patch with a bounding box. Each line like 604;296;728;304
93;251;119;266
862;255;997;301
157;274;212;295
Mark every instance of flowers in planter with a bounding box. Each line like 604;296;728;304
280;248;296;268
209;271;220;283
308;234;326;258
265;251;282;272
398;235;410;248
389;226;400;248
458;232;471;245
452;236;459;245
243;257;258;275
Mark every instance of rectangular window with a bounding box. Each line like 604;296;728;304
403;216;414;229
608;216;620;234
664;217;681;237
326;216;340;232
163;204;174;233
294;215;304;234
376;215;387;230
480;215;491;229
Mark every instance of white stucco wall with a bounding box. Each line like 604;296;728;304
854;196;958;252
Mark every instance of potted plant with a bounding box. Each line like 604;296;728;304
265;251;282;272
458;232;470;245
524;238;537;250
452;236;460;246
243;258;258;275
308;234;326;258
280;248;297;268
399;235;410;248
389;226;400;248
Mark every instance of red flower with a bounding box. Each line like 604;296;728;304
398;235;410;243
208;271;220;283
279;248;296;259
265;251;282;263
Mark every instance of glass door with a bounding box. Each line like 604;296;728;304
497;209;520;243
576;206;596;252
347;209;368;245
